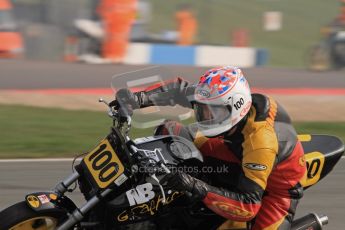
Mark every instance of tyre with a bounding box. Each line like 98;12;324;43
0;201;67;230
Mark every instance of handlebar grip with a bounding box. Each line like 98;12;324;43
109;100;118;108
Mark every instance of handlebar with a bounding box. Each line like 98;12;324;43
129;143;171;203
99;98;132;135
99;98;171;203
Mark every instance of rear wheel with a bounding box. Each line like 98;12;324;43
0;201;67;230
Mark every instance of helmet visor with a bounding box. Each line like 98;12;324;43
194;103;232;127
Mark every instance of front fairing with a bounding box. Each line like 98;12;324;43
103;135;204;225
134;135;203;164
105;178;185;224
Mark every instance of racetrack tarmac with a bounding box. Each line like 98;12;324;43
0;60;345;89
1;60;345;121
0;158;344;229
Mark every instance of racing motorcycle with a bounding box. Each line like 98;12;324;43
0;71;344;230
307;28;345;71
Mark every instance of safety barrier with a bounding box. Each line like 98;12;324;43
124;43;269;67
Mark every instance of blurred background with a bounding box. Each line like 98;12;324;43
0;1;345;227
1;0;344;67
0;0;344;156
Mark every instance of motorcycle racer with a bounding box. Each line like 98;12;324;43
115;66;307;229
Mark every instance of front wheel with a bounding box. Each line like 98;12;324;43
0;201;66;230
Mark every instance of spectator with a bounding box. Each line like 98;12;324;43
97;0;137;63
175;4;197;46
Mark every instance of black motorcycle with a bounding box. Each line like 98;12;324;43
307;29;345;71
0;95;344;230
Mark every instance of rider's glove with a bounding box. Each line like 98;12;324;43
134;77;195;108
163;171;207;200
112;78;195;110
112;88;140;117
147;78;192;107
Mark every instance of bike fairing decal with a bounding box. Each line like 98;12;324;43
126;183;155;206
37;194;50;204
25;192;61;210
26;195;40;208
297;134;326;188
118;185;182;222
83;139;125;189
300;151;325;187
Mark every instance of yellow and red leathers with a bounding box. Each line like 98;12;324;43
131;78;307;229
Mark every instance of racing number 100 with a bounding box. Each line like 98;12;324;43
84;139;124;188
234;98;244;110
301;151;325;188
88;144;120;183
306;158;321;179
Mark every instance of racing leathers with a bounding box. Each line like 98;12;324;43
118;77;307;229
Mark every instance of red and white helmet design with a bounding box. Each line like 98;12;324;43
193;66;252;137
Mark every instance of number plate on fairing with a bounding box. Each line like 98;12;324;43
298;134;344;189
83;139;125;189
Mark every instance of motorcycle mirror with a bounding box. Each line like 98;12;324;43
98;98;110;107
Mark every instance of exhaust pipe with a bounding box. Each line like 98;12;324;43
291;213;328;230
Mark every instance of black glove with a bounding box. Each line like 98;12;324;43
113;88;140;117
162;171;207;200
148;78;194;108
112;78;194;112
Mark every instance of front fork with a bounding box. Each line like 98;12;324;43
54;171;113;230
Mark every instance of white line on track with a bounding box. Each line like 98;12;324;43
0;158;77;163
0;156;344;163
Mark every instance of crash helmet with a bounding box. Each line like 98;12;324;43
193;66;252;137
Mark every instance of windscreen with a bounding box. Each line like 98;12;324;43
110;66;193;129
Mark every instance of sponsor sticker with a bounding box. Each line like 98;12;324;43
37;194;50;204
49;193;58;200
26;195;40;208
84;139;124;189
212;201;254;219
126;183;155;206
114;174;128;186
243;163;267;171
197;89;211;98
240;101;251;117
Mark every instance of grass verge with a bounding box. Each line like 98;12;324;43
0;105;344;158
149;0;339;67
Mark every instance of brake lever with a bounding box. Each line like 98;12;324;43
129;144;171;204
99;98;118;118
149;174;167;204
158;162;171;174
